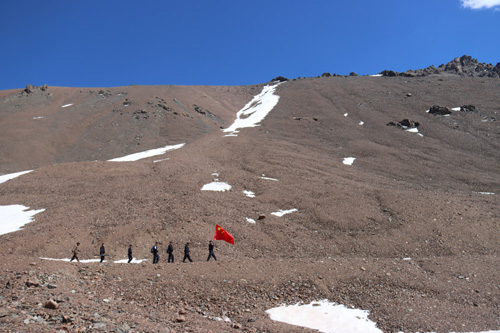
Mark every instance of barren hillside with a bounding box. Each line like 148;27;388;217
0;64;499;332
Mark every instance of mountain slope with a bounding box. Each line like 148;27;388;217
0;70;499;332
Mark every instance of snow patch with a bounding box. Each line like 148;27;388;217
33;116;44;120
266;300;382;333
40;257;148;264
202;182;231;192
246;217;256;224
243;190;255;198
108;143;184;162
40;257;101;263
113;258;148;264
223;83;282;136
359;121;364;125
0;205;45;236
344;113;348;117
271;208;298;217
62;103;73;108
260;174;278;181
0;170;33;184
343;157;356;165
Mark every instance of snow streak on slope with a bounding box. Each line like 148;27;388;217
223;83;282;137
108;143;185;162
0;170;33;184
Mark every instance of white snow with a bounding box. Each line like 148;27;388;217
370;74;383;77
474;192;495;195
246;217;256;224
33;116;44;120
260;174;278;181
344;112;348;117
113;258;148;264
201;182;232;192
343;157;356;165
40;257;148;264
359;121;364;125
40;257;101;263
0;170;33;184
266;300;382;333
62;103;73;108
223;83;282;136
271;208;298;217
451;107;461;111
108;143;184;162
402;127;424;137
0;205;45;236
243;190;255;198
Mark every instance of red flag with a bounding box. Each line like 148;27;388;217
214;224;234;244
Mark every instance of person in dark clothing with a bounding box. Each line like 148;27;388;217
100;243;106;263
70;242;80;262
152;242;159;264
167;241;174;263
207;240;217;261
128;244;133;263
183;242;193;262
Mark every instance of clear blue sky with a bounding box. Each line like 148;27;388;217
1;0;499;90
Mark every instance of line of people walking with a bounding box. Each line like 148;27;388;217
70;240;218;263
151;240;217;264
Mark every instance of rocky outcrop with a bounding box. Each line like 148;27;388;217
387;119;420;129
428;105;451;115
272;76;288;82
23;84;49;94
381;55;500;78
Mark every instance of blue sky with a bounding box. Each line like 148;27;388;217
1;0;499;90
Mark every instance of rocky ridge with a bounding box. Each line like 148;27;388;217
380;55;500;78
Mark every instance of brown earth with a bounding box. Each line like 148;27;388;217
0;74;499;332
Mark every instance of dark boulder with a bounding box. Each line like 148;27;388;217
429;105;451;115
272;76;288;82
460;105;476;113
387;119;419;129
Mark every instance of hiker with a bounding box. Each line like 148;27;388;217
167;241;174;263
152;242;159;264
207;240;217;261
100;243;106;263
128;244;133;263
70;242;80;262
183;242;193;262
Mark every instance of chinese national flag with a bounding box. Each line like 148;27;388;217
214;225;234;244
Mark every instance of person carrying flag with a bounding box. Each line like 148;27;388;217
207;240;217;261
